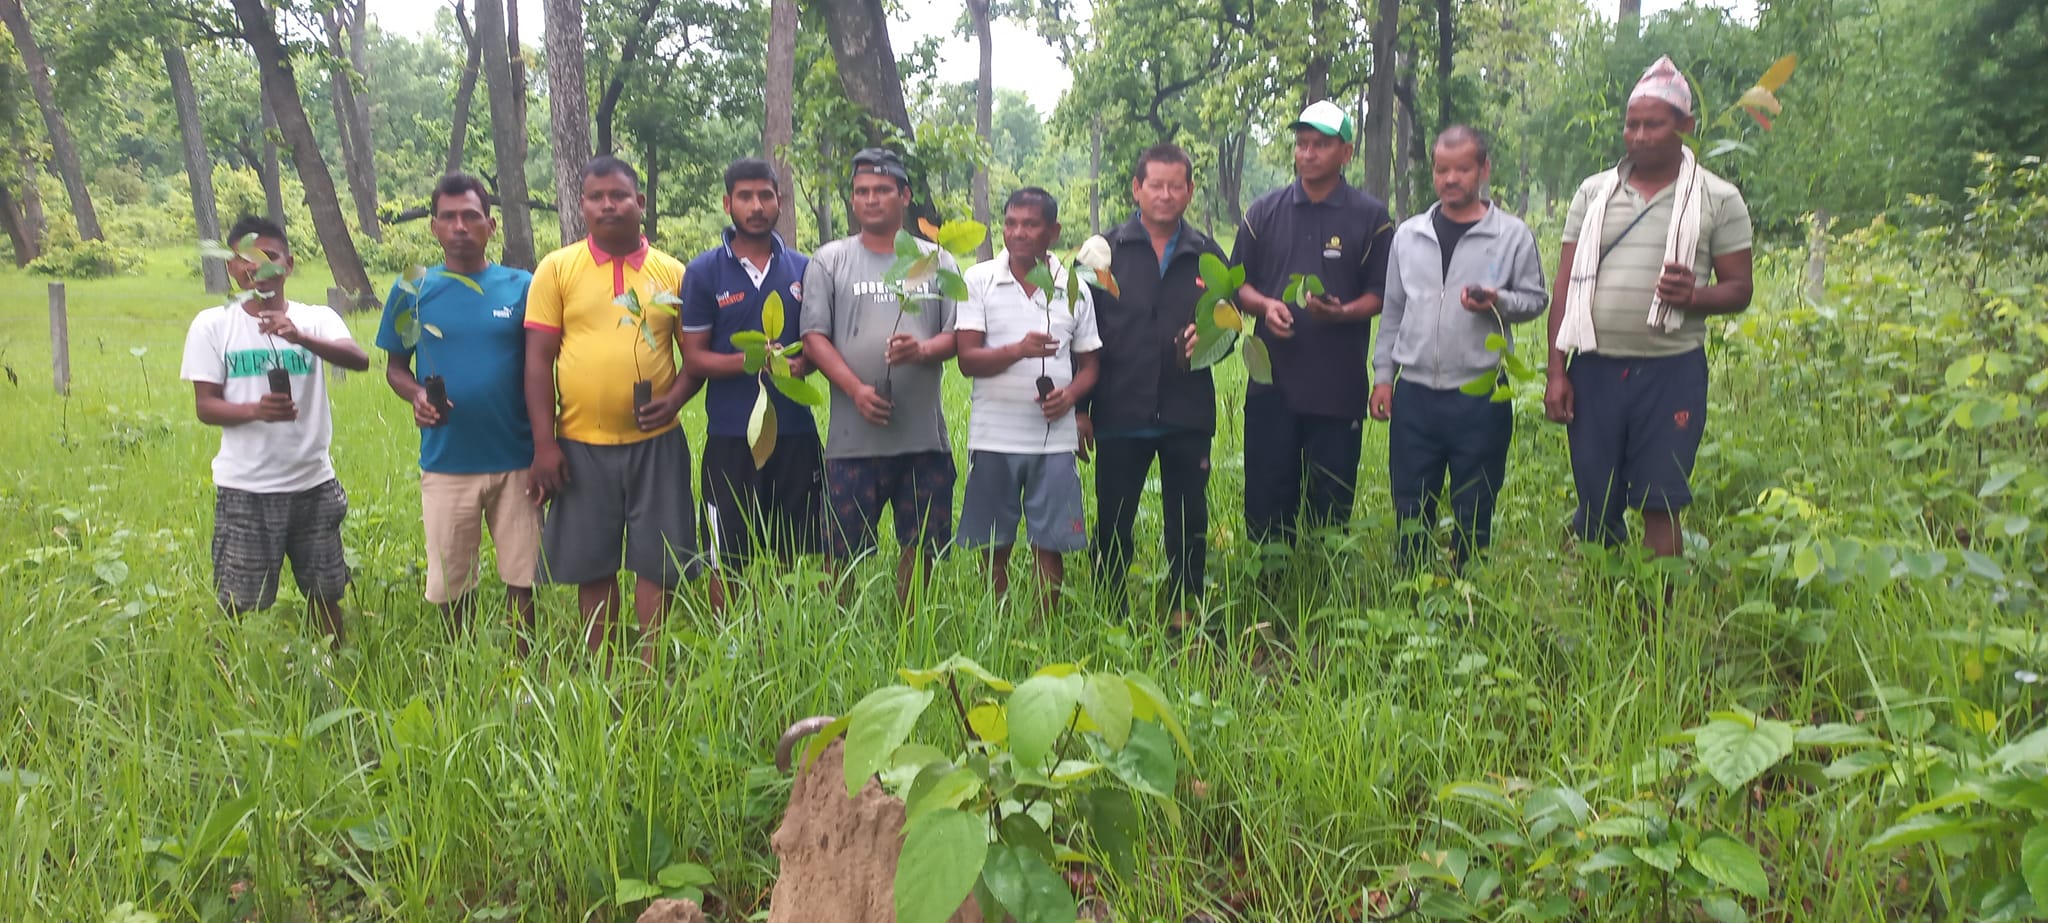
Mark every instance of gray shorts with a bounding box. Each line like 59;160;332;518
212;479;350;611
956;450;1087;553
538;430;700;588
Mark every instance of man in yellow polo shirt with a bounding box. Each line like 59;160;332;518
524;155;701;666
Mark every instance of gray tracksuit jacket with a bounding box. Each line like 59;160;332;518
1371;203;1548;390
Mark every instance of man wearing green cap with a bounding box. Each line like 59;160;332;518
1232;99;1396;549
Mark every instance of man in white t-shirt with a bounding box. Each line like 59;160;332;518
955;188;1102;611
179;216;371;644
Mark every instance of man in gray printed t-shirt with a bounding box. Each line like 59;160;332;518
799;148;960;609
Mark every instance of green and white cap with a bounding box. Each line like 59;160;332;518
1289;99;1354;143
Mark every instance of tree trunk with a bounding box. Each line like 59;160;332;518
593;0;663;157
967;0;993;258
345;1;380;236
0;179;33;266
1435;0;1455;133
1217;131;1246;229
476;0;535;266
1362;0;1398;201
259;93;286;225
1804;209;1831;305
1619;0;1642;37
813;137;835;242
1304;0;1329;106
544;0;591;244
323;4;381;240
447;0;481;173
1394;53;1416;218
1089;115;1101;233
643;152;660;242
817;0;938;232
0;0;102;241
229;0;374;304
162;35;230;293
764;0;798;244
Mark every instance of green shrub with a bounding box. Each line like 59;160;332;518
25;239;144;278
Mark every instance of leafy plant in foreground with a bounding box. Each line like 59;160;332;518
799;656;1193;923
613;286;683;412
1186;252;1273;385
877;218;988;401
389;265;487;423
730;290;824;468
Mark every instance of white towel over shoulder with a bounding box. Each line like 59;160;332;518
1556;148;1705;355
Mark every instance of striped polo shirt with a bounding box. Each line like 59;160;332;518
1562;160;1752;357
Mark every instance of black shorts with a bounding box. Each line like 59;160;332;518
700;433;824;569
824;452;956;561
538;430;699;588
1566;349;1708;544
211;479;351;611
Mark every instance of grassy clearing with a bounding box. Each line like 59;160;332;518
0;232;2039;922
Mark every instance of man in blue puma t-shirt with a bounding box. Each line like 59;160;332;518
375;173;539;649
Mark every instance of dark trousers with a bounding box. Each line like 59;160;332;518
1243;389;1364;545
1093;429;1210;606
1565;350;1709;547
1388;381;1513;567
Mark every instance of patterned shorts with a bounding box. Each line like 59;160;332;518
212;479;351;611
824;452;956;561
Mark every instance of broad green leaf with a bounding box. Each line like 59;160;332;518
1587;817;1652;839
197;239;237;261
1693;715;1795;791
1096;719;1175;799
771;373;825;407
1460;374;1497;396
1078;788;1142;880
640;324;661;353
938;268;971;303
894;229;922;260
346;814;404;852
894;809;988;923
906;768;982;823
1576;845;1640;875
1124;672;1192;758
2023;825;2048;908
762;291;785;341
931;654;1013;691
1438;781;1516;816
731;331;771;349
981;843;1078;923
1213;302;1244;332
1242;335;1273;384
1705;138;1757;160
842;685;935;798
1188;327;1239;371
302;706;363;743
1994;728;2048;769
905;252;942;285
189;791;259;864
967;703;1008;743
1633;841;1681;872
1007;675;1078;771
997;812;1057;863
1701;895;1750;923
1793;723;1880;748
439;270;484;294
1023;264;1057;297
613;878;662;906
1283;275;1303;307
656;862;713;889
1791;545;1822;584
742;343;767;375
1864;813;1974;852
936;219;989;257
1197;252;1231;294
1484;333;1507;352
1688;836;1768;899
1080;673;1135;749
750;395;778;469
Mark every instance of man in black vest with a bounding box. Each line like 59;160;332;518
1081;143;1226;631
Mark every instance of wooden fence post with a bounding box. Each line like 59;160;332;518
327;286;349;382
48;282;69;395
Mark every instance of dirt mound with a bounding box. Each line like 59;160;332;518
635;898;705;923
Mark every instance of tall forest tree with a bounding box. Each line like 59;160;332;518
1362;0;1398;199
815;0;939;230
161;34;229;292
0;51;43;263
0;0;102;241
446;0;481;173
321;0;381;240
475;0;534;267
227;0;373;302
763;0;797;242
544;0;591;243
966;0;993;258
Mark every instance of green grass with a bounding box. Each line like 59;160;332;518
0;242;2035;922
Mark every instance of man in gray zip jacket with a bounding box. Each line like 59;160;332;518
1369;126;1547;570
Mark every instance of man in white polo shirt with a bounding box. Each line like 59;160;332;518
955;187;1101;612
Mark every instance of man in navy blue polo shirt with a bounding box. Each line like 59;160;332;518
680;158;821;612
376;172;539;649
1232;100;1396;549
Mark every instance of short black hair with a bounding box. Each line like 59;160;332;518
431;172;492;216
724;158;781;194
1433;125;1491;165
581;155;641;191
1133;143;1195;185
1003;187;1059;225
226;215;289;254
